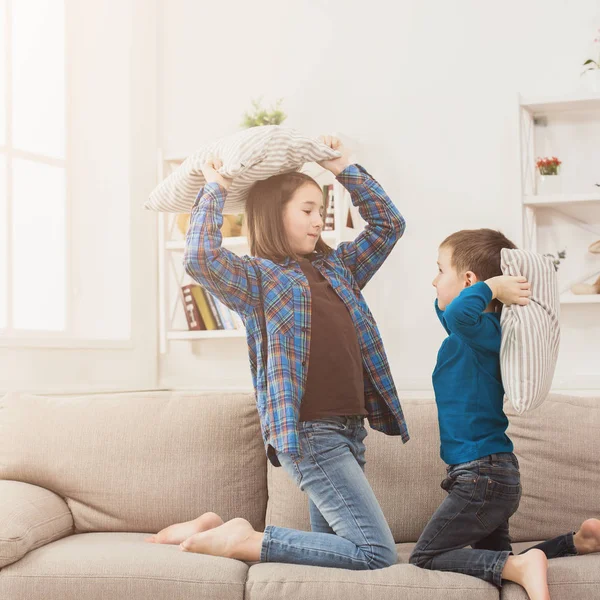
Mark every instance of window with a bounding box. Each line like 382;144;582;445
0;0;154;395
1;0;132;345
1;0;67;335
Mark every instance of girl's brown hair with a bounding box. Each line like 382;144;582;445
245;171;332;262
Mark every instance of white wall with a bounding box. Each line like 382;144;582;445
158;0;600;393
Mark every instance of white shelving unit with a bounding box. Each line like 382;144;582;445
523;193;600;208
156;142;365;353
558;291;600;305
519;92;600;114
166;329;247;340
519;92;600;305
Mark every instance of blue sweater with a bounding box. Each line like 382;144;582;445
432;282;513;465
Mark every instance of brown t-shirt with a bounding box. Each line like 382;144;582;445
298;255;367;421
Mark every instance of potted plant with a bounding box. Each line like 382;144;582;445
543;249;566;271
241;98;287;128
536;156;562;195
581;29;600;92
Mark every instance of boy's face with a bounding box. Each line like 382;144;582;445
433;246;472;310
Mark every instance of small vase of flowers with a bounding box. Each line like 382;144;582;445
536;156;562;195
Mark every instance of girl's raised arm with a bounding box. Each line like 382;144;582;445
183;158;260;316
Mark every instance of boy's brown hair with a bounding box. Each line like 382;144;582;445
245;171;332;263
440;228;518;310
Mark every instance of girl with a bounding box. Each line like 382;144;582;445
145;135;409;569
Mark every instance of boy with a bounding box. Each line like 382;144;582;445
409;229;600;600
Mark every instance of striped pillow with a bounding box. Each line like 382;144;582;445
500;249;561;414
145;126;341;214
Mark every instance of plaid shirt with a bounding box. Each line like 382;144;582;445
184;164;410;466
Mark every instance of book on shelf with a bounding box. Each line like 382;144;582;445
213;297;235;330
323;184;335;231
210;294;244;331
181;284;244;332
321;184;329;216
205;292;224;330
181;285;205;330
348;198;363;229
189;285;218;330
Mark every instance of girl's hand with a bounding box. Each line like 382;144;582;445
201;156;232;191
485;275;531;306
317;135;352;176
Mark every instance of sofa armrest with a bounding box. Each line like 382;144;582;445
0;480;74;568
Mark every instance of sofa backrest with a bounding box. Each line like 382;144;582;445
505;393;600;542
266;393;600;543
2;390;598;544
0;391;267;534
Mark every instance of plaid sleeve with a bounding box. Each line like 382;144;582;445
368;406;410;443
183;182;260;316
333;164;405;289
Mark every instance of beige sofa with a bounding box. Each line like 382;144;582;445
0;390;598;600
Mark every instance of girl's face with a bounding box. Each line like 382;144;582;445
432;246;468;310
282;183;324;256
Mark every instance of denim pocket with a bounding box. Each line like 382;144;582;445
476;476;521;530
305;425;350;463
355;423;368;443
480;464;521;495
442;468;479;493
449;464;479;483
278;452;304;488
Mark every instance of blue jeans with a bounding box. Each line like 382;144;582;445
409;453;577;587
260;415;397;570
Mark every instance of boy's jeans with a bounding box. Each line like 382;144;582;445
409;453;577;587
261;415;397;570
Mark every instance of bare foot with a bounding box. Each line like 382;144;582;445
180;517;263;561
145;512;224;545
574;518;600;555
502;549;549;600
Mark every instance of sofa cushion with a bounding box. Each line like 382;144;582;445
0;532;247;600
505;393;600;543
0;481;73;568
501;542;600;600
247;547;500;600
0;391;266;534
266;399;447;543
400;540;600;600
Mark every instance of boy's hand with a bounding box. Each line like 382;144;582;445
317;135;352;176
485;276;531;306
201;156;232;191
